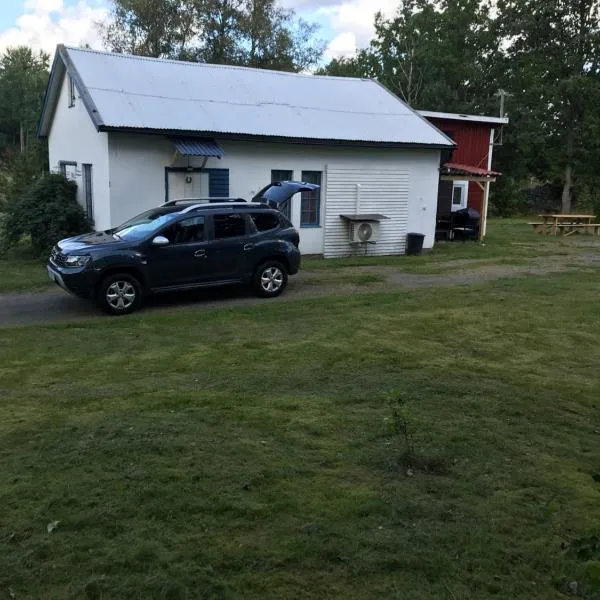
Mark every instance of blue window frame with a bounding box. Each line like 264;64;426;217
300;171;321;227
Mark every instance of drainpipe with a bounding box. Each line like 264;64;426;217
355;183;361;214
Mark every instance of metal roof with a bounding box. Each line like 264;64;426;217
418;110;509;125
171;137;224;157
39;45;453;147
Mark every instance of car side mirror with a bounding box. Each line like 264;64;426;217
152;235;169;246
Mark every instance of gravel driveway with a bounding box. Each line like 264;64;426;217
0;252;598;328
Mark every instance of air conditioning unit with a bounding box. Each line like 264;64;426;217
349;220;380;244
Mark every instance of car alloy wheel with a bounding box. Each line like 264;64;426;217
260;266;284;293
106;280;136;311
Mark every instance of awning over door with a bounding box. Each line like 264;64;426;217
440;162;500;182
170;137;224;158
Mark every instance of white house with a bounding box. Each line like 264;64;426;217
39;46;453;257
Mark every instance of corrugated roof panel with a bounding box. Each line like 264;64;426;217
171;137;224;157
64;47;453;147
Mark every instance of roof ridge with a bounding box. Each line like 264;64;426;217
63;46;375;84
86;84;411;116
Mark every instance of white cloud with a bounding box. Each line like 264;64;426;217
0;0;108;56
320;0;397;59
325;32;358;61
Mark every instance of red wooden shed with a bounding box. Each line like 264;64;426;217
418;110;509;239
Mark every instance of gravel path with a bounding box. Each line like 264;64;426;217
0;252;598;328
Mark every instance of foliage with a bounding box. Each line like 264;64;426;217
318;0;600;216
496;0;600;213
488;175;524;217
0;46;49;156
318;0;498;113
0;47;50;212
1;173;91;256
100;0;324;72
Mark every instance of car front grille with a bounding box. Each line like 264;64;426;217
50;247;68;267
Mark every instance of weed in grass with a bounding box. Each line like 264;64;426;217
387;391;452;476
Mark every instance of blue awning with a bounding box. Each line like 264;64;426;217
171;137;224;158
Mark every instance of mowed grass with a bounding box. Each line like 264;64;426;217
0;244;51;293
303;218;579;272
1;271;600;599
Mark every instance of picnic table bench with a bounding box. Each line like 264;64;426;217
529;214;600;236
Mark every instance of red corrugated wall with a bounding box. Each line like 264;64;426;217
427;118;493;214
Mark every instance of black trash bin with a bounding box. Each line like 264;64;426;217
406;232;425;256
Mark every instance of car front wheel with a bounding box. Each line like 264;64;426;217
97;273;142;315
253;261;288;298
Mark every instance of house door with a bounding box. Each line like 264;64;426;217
451;181;468;212
166;170;210;201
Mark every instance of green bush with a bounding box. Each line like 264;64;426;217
1;173;92;256
489;176;523;217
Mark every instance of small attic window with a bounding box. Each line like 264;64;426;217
68;75;75;108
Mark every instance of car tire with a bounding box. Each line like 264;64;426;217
253;261;288;298
97;273;143;315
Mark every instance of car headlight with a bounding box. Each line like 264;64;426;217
64;255;91;268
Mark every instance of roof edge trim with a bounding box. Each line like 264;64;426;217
38;44;105;138
100;126;454;149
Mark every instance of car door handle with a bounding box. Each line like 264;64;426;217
194;249;206;258
243;244;255;251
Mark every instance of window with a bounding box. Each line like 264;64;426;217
300;171;321;227
250;212;279;232
82;164;93;221
68;75;76;108
271;170;293;219
451;181;468;211
162;216;206;244
59;160;77;180
213;213;246;239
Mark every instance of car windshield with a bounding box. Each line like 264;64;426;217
113;208;180;241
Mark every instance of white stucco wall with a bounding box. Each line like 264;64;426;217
47;74;111;230
107;134;440;255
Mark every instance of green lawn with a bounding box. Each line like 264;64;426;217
0;245;51;293
1;268;600;598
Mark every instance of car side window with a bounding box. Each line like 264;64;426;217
162;216;206;244
213;213;247;239
250;212;279;232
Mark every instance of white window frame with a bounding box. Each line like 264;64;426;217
451;181;469;212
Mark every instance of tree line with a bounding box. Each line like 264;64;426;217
319;0;600;215
2;0;600;217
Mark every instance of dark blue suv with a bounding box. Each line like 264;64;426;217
47;181;317;315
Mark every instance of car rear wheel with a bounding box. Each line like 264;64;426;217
253;261;288;298
97;273;142;315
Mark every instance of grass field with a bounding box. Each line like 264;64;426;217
0;244;51;293
1;256;600;597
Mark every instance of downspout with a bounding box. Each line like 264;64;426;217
480;128;495;240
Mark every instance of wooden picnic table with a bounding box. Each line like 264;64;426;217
532;214;597;236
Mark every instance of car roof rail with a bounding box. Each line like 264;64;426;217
179;202;267;214
162;197;246;207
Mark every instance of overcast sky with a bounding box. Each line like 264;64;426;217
0;0;399;63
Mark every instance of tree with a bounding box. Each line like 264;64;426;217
100;0;324;72
0;46;49;154
318;0;499;113
0;47;50;210
496;0;600;212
